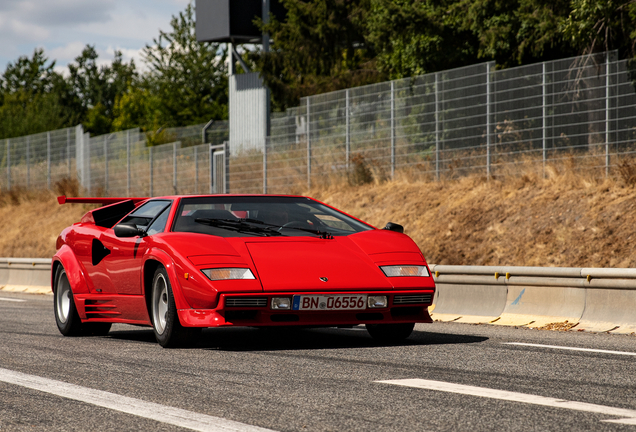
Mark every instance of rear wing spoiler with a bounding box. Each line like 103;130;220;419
57;196;149;206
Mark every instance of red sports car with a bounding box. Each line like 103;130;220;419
53;194;435;347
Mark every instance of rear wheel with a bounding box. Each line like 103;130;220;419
151;267;199;348
54;266;83;336
365;323;415;341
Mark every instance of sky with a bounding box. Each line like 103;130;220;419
0;0;191;75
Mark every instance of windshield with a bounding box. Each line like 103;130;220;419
172;196;373;238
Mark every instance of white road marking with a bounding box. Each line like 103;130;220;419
0;297;26;302
0;367;275;432
377;378;636;425
503;342;636;357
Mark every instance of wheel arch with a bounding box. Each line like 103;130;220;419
52;245;89;295
142;249;192;311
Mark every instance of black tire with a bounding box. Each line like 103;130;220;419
54;266;84;336
151;266;199;348
365;323;415;342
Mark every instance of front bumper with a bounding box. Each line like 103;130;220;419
177;290;434;327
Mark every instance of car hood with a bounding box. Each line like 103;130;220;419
245;236;394;292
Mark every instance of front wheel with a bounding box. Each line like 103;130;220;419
151;267;199;348
366;323;415;342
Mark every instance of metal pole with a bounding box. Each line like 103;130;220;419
67;129;71;177
307;98;311;189
194;146;198;194
262;0;271;143
47;132;51;189
606;54;610;177
435;73;440;181
173;142;177;194
263;138;268;194
209;146;214;194
6;139;10;190
149;146;153;197
390;81;396;178
103;135;108;193
542;62;547;179
486;63;492;180
345;89;350;170
127;130;131;197
224;141;230;193
26;137;30;189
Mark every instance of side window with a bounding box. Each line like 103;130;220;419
117;200;171;231
146;207;171;236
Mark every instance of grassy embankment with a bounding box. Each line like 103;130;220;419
1;159;635;267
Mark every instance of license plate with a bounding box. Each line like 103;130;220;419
292;295;367;311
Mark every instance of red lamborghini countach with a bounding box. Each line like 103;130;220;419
53;195;435;347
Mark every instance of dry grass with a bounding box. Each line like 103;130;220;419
4;157;636;268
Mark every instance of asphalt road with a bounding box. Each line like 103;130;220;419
2;291;636;431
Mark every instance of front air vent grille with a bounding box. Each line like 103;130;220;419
225;297;267;308
393;294;432;305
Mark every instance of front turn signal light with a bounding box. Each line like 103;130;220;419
201;268;256;281
380;265;430;277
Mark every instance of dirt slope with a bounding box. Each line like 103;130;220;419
2;166;635;268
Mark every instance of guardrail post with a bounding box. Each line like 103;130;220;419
390;81;396;178
345;89;350;170
47;132;51;189
435;73;440;181
307;98;311;189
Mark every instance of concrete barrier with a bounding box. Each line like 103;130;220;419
429;264;636;333
0;258;52;294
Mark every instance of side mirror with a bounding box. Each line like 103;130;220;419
114;223;144;238
383;222;404;233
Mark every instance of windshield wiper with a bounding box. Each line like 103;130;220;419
236;218;334;239
194;218;283;237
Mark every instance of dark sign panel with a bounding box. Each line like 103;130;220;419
195;0;285;43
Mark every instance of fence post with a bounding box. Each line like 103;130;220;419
224;140;230;193
345;89;350;170
126;131;131;196
26;137;30;189
67;129;71;177
307;98;311;189
435;73;440;181
103;135;108;193
542;62;547;179
263;138;268;194
194;146;198;194
173;142;177;194
486;62;492;180
149;146;153;197
47;132;51;189
209;145;214;194
605;54;611;177
390;81;396;178
6;139;10;190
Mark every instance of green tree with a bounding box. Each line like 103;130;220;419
141;3;228;128
252;0;383;110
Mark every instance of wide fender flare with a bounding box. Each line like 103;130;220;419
52;245;90;295
143;248;192;310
